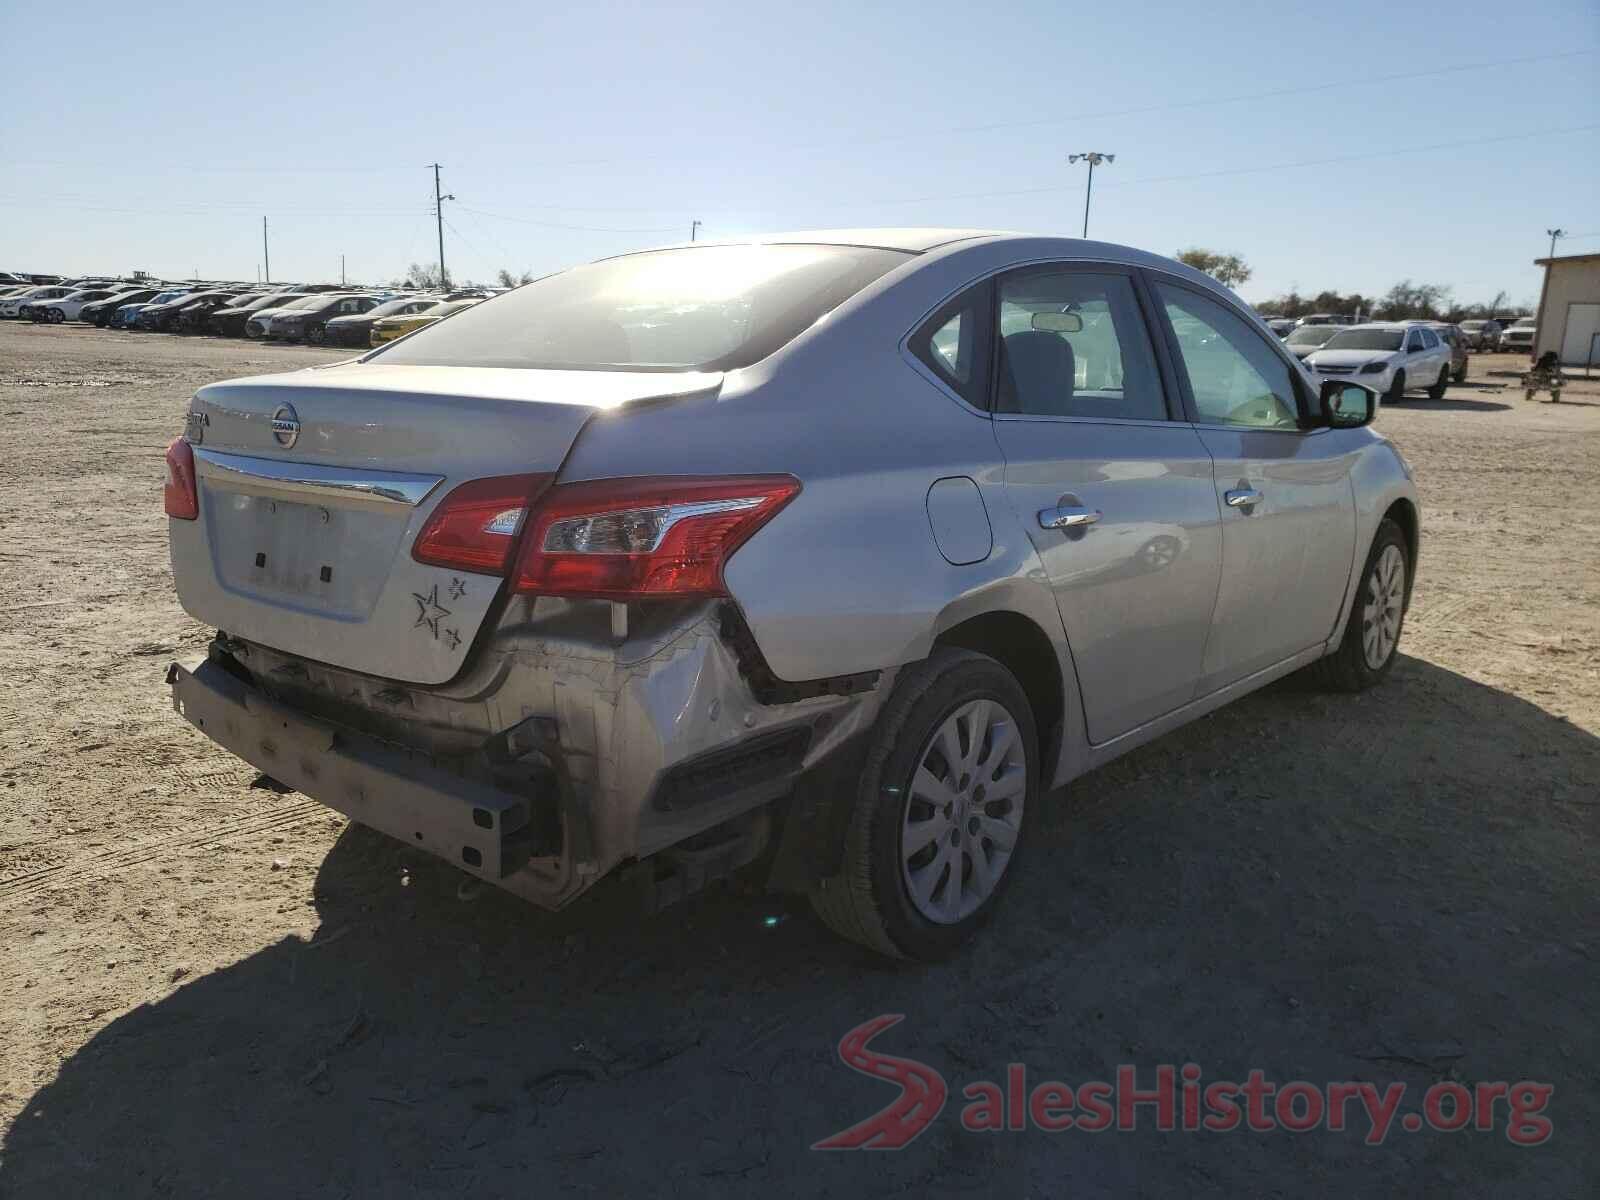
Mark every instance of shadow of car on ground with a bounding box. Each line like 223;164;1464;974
1384;396;1512;413
5;658;1595;1197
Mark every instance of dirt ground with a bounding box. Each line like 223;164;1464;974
0;324;1595;1197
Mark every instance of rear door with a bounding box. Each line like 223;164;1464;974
977;264;1223;745
1149;277;1357;693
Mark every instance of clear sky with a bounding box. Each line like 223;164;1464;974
3;0;1595;307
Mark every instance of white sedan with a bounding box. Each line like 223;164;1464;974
27;288;116;323
1305;322;1454;401
1;285;73;319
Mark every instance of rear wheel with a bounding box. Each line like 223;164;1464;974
48;308;64;323
1384;370;1406;403
308;323;326;345
1427;365;1449;400
1308;518;1409;692
1453;358;1468;383
809;648;1036;960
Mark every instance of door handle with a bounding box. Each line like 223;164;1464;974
1225;487;1263;509
1039;505;1102;530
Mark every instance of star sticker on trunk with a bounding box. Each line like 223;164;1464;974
411;584;452;639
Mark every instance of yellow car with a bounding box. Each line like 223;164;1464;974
368;298;482;347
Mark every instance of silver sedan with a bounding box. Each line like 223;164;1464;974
165;230;1419;959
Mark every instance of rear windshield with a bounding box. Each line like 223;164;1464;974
373;243;913;372
366;297;428;318
241;293;303;310
1286;326;1339;346
1324;329;1404;351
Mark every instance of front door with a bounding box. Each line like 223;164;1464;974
986;265;1222;745
1150;279;1358;693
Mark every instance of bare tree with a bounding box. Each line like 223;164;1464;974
1375;280;1452;320
495;269;534;288
397;262;445;290
1175;248;1253;290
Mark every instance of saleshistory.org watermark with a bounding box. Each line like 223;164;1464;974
813;1016;1554;1151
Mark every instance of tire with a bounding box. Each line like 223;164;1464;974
1453;359;1468;383
1307;518;1409;692
1384;370;1406;403
308;324;326;345
1427;365;1449;400
48;308;64;324
808;648;1038;960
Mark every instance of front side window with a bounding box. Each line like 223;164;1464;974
376;243;912;372
1156;282;1301;429
995;270;1166;420
1420;328;1439;349
1407;330;1425;352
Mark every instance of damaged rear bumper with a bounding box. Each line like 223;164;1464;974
167;601;888;908
169;657;590;900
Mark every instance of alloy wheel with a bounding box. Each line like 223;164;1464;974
1362;544;1406;669
899;698;1026;924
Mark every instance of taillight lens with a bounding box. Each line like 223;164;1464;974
164;437;199;520
513;475;801;600
412;473;552;575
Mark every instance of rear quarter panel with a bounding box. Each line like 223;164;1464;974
556;240;1095;686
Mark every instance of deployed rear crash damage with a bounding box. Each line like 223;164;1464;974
168;595;889;911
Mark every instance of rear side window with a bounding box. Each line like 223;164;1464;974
994;270;1166;420
909;282;993;408
375;244;912;372
1420;328;1439;349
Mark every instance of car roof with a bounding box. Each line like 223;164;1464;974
680;228;997;253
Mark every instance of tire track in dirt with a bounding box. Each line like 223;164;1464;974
0;798;330;906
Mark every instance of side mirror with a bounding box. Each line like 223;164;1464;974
1319;379;1376;428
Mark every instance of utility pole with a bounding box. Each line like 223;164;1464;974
432;164;455;289
1067;152;1115;238
340;255;346;286
690;219;702;242
1546;228;1566;259
262;216;270;283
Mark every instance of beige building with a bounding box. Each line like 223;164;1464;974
1532;252;1600;366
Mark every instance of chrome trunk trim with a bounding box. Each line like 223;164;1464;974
192;447;443;508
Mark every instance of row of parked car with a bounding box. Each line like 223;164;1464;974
1261;311;1535;353
0;277;494;347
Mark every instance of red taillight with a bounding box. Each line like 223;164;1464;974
164;437;198;520
512;475;801;600
412;473;552;575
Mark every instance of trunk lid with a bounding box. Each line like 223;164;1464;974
171;362;721;684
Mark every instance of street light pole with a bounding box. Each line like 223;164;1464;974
1546;227;1566;259
1067;152;1115;238
691;219;702;242
262;216;270;284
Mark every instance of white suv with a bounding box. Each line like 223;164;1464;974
1305;322;1453;402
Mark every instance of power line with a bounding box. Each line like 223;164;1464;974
3;48;1589;180
777;123;1600;212
457;204;678;235
0;197;430;217
528;48;1598;169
